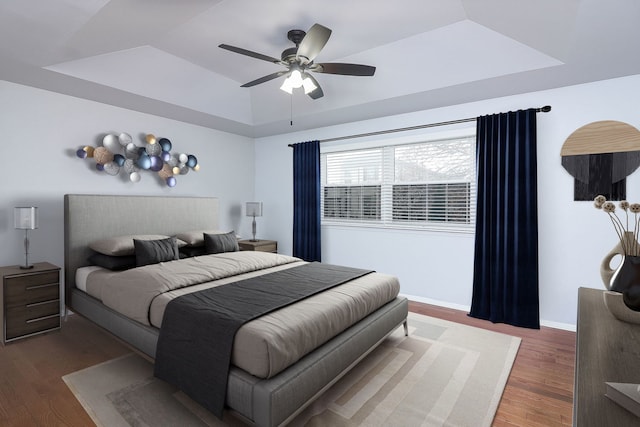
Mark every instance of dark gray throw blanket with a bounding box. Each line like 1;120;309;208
153;262;373;419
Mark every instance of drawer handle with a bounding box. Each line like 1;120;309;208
26;299;59;308
26;314;60;324
26;283;58;291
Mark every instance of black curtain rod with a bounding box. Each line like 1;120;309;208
289;105;551;146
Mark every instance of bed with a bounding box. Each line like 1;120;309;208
63;194;408;427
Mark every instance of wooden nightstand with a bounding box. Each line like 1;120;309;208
238;239;278;253
0;262;61;344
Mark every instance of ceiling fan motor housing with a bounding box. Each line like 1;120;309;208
281;47;298;63
283;29;307;63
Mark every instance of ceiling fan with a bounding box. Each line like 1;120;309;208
219;23;376;99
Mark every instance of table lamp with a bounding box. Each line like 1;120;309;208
246;202;263;242
14;206;38;269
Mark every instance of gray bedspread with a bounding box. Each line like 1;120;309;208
153;262;373;419
82;252;400;378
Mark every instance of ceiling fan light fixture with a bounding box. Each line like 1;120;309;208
302;75;317;94
288;69;303;88
280;78;294;94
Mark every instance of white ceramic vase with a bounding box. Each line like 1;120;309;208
600;231;640;323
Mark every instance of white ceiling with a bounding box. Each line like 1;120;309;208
1;0;639;138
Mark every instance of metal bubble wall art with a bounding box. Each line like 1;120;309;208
75;133;200;187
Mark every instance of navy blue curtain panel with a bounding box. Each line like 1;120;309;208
292;140;321;262
469;109;540;329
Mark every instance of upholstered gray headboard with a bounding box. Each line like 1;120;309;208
64;194;219;306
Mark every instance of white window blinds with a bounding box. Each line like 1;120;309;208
321;135;476;231
322;148;382;221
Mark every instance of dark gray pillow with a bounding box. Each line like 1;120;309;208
134;237;180;267
88;252;136;271
204;231;238;254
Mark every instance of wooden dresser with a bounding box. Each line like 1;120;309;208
0;262;61;344
574;287;640;426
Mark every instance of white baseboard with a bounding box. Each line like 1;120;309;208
540;319;576;332
401;293;576;332
401;293;471;312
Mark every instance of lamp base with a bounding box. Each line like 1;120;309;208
20;265;34;270
251;216;257;242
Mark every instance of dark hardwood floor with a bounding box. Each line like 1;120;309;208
0;313;130;426
0;301;576;426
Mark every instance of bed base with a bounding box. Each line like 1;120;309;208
69;288;408;426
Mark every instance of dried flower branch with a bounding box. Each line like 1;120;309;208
594;195;640;256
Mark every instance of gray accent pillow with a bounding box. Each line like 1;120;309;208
134;237;180;267
204;231;239;254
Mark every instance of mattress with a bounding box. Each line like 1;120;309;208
77;251;400;378
75;265;102;292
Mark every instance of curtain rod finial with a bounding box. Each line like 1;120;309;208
541;105;551;112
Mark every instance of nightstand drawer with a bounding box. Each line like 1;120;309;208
251;242;277;252
6;304;60;341
5;271;58;294
6;299;59;324
5;279;59;307
238;240;278;253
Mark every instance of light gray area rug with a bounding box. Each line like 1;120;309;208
63;312;520;427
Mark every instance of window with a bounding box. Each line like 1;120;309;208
321;135;476;231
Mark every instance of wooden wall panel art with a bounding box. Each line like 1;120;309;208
560;120;640;201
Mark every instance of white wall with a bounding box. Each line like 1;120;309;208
255;74;640;330
0;81;256;277
5;74;639;330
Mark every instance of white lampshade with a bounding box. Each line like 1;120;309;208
280;78;294;94
14;207;38;230
288;70;303;88
246;202;263;217
302;76;317;94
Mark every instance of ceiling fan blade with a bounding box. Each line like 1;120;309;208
219;44;281;64
296;24;331;63
314;63;376;76
305;74;324;99
241;70;289;88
